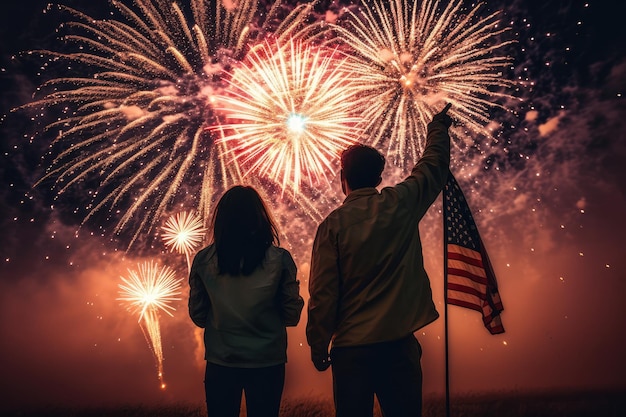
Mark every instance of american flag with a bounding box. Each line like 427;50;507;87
444;172;504;334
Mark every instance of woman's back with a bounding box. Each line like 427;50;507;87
190;244;301;367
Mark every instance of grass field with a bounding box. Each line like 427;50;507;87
2;390;624;417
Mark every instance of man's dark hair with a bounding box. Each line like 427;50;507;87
211;185;280;276
341;144;385;190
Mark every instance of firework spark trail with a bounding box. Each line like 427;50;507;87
315;0;516;167
161;211;206;272
118;260;182;388
214;38;365;196
16;0;316;247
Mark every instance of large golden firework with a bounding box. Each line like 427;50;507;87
322;0;515;166
214;38;365;196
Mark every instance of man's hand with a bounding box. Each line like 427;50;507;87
311;345;331;371
432;103;452;128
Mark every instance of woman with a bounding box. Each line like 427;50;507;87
189;185;304;417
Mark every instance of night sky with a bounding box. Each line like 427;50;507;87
1;0;625;411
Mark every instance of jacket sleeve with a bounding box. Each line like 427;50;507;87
279;250;304;327
188;253;210;328
306;220;339;352
398;118;451;218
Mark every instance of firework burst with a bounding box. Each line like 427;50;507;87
214;38;365;196
18;0;315;246
118;260;182;388
161;211;206;271
321;0;515;166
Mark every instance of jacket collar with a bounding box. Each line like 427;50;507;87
343;187;378;204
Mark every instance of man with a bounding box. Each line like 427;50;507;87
306;104;452;417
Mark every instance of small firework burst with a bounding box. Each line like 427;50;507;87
161;211;206;256
161;211;206;271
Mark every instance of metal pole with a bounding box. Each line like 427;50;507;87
443;173;451;417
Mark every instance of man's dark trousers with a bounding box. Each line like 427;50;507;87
330;334;423;417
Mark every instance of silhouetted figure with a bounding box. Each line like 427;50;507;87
307;105;452;417
189;185;304;417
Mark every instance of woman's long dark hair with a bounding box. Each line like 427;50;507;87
211;186;280;276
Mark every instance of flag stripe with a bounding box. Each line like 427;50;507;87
448;252;484;268
447;287;487;306
447;272;488;291
484;314;505;333
448;291;501;319
447;262;488;282
447;281;487;299
448;244;483;261
446;297;483;313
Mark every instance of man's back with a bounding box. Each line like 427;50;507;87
307;117;451;349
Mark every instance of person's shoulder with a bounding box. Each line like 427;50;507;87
192;244;216;265
265;246;296;268
313;205;347;238
268;245;293;259
197;244;215;255
321;204;345;223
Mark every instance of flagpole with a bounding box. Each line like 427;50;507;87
443;171;451;417
441;169;506;416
